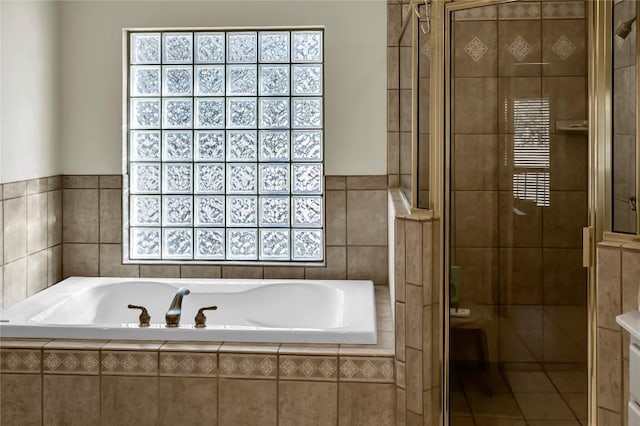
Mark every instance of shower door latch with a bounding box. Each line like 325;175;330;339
582;226;594;268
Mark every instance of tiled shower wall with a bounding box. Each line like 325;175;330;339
60;175;388;286
1;177;63;309
450;0;588;368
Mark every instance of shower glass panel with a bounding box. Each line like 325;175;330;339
447;2;589;424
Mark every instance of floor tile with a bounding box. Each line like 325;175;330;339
467;392;523;419
503;370;555;393
513;392;575;420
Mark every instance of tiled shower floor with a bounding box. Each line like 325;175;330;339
450;368;588;425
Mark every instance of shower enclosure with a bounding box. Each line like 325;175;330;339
440;1;590;424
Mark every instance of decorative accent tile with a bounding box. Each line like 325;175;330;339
498;2;541;20
0;349;41;373
101;351;158;376
43;350;99;375
542;1;585;19
454;5;497;21
159;352;217;377
219;353;277;378
508;36;532;61
279;355;337;381
464;37;489;62
339;357;394;383
420;43;431;59
552;36;576;60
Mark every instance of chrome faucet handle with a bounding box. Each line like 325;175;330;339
194;306;218;329
128;304;150;328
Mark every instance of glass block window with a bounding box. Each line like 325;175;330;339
125;29;324;263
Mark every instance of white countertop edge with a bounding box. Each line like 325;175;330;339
616;310;640;341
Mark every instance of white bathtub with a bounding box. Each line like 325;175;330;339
0;277;377;344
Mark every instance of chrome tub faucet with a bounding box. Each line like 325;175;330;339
166;287;190;328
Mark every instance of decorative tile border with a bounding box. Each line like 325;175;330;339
454;5;497;21
43;350;100;375
339;357;395;383
279;355;338;381
542;1;585;19
159;352;217;377
219;353;277;379
498;2;541;20
101;351;158;376
0;349;41;373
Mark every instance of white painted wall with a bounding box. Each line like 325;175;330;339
59;0;386;176
1;1;60;183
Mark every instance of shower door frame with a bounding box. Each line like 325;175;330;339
430;0;604;424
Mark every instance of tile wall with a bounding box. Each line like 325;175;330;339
1;177;63;309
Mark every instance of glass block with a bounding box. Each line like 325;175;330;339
130;195;161;226
163;98;193;128
163;163;192;193
259;98;289;129
226;229;258;260
195;163;225;194
259;196;290;227
195;98;225;129
292;229;323;261
130;66;160;96
259;164;289;194
259;32;290;63
195;65;224;96
130;33;161;64
227;163;257;194
163;131;193;161
162;195;193;226
292;130;322;161
292;196;322;227
259;65;290;96
292;98;322;128
292;65;322;96
227;32;257;63
163;33;193;64
292;31;323;63
227;131;257;161
227;98;257;129
195;228;225;259
195;196;225;226
130;131;161;161
292;164;323;194
195;33;225;63
260;229;290;260
259;131;289;161
130;228;161;259
131;163;161;194
227;65;257;96
194;131;224;161
130;99;160;129
162;66;193;96
227;196;257;227
163;228;193;259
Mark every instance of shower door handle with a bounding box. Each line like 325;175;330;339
582;226;593;268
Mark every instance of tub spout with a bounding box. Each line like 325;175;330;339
165;287;190;328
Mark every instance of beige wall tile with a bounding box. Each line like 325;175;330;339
280;355;337;381
614;67;637;136
43;375;99;426
4;196;26;263
396;301;406;361
63;175;99;189
63;189;99;243
395;219;406;302
454;248;499;305
339;357;394;383
3;181;27;199
43;350;100;374
400;89;412;132
498;20;542;76
422;305;433;388
406;347;423;414
63;243;99;277
542;76;587;133
613;0;636;68
597;327;622;412
27;193;47;254
543;248;586;306
279;381;337;426
47;245;62;286
387;132;400;175
455;191;499;248
325;176;346;191
454;78;498;134
453;135;498;190
397;387;407;425
180;265;222;278
0;374;42;426
47;176;62;191
219;379;276;426
598;407;622;425
500;248;543;305
222;266;263;279
100;175;122;189
550;134;588;191
499;191;542;248
4;257;27;307
338;383;395;426
406;284;423;349
597;246;622;329
405;220;423;285
101;351;157;376
99;244;139;277
47;190;62;246
346;190;387;246
387;4;402;46
99;189;122;243
140;264;180;278
219;353;277;378
454;21;498;77
325;190;346;246
542;191;587;248
263;266;304;279
305;246;346;280
387;47;399;90
544;306;587;364
102;376;158;426
158;377;217;426
399;46;412;89
387;90;399;133
498;77;542;134
347;246;388;285
542;19;586;76
346;176;388;190
622;249;640;312
27;250;47;296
